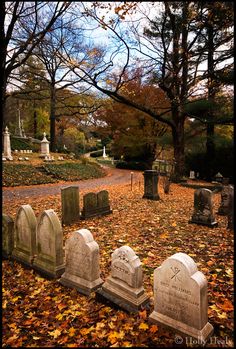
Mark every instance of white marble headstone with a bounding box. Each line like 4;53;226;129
60;229;103;295
97;245;149;312
149;252;213;342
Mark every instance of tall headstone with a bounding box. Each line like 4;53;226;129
3;126;13;160
2;214;14;259
97;245;150;312
33;209;65;278
12;205;37;266
40;132;50;157
103;146;107;158
60;229;103;295
143;170;160;200
149;252;214;342
217;185;234;215
61;186;80;225
227;190;234;230
189;188;218;227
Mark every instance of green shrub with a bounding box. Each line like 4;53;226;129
2;164;57;187
43;162;106;181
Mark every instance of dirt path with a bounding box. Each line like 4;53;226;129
2;166;143;202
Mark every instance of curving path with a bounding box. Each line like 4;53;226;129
2;166;143;202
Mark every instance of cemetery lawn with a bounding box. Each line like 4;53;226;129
2;181;234;347
2;158;106;187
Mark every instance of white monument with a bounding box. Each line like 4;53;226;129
3;126;13;160
102;146;107;158
40;132;50;157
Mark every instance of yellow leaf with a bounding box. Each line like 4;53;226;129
121;342;132;347
55;313;64;321
160;233;168;239
49;329;61;339
172;222;177;227
68;327;76;337
139;322;149;330
217;312;228;319
96;322;105;330
33;337;40;340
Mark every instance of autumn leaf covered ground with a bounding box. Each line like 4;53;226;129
2;177;234;348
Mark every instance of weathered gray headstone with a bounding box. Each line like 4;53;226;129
217;185;234;216
61;186;80;225
143;170;160;200
97;245;150;312
60;229;103;295
149;252;214;342
227;190;234;230
33;209;65;278
189;188;218;227
2;214;14;258
12;205;37;266
189;171;195;179
81;191;112;219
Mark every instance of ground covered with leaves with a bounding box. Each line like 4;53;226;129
2;179;234;347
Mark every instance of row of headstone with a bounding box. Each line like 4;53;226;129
2;213;214;342
3;205;65;278
189;187;234;228
18;157;29;161
44;155;55;161
61;186;112;224
15;149;33;153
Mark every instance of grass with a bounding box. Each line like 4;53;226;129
2;161;106;187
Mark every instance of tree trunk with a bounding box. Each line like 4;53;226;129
50;84;56;152
33;109;37;138
206;17;216;180
171;110;185;181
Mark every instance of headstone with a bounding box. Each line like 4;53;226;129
11;205;37;266
149;252;214;342
189;188;218;227
217;185;234;215
97;245;150;312
227;190;234;230
2;214;14;258
81;191;112;219
40;132;50;157
2;157;7;161
33;209;65;278
103;146;107;158
60;229;103;295
214;172;223;183
3;126;13;160
97;190;112;215
189;171;195;179
61;186;80;225
143;170;160;200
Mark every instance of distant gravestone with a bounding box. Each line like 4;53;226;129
149;252;214;342
189;171;195;179
40;132;50;157
33;209;65;278
189;188;218;227
217;185;234;216
2;214;14;258
61;186;80;225
60;229;103;295
3;126;13;160
97;245;150;312
12;205;37;266
81;190;112;219
227;191;234;230
143;170;160;200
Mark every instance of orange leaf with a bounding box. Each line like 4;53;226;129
139;309;147;320
217;300;234;312
149;324;158;333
